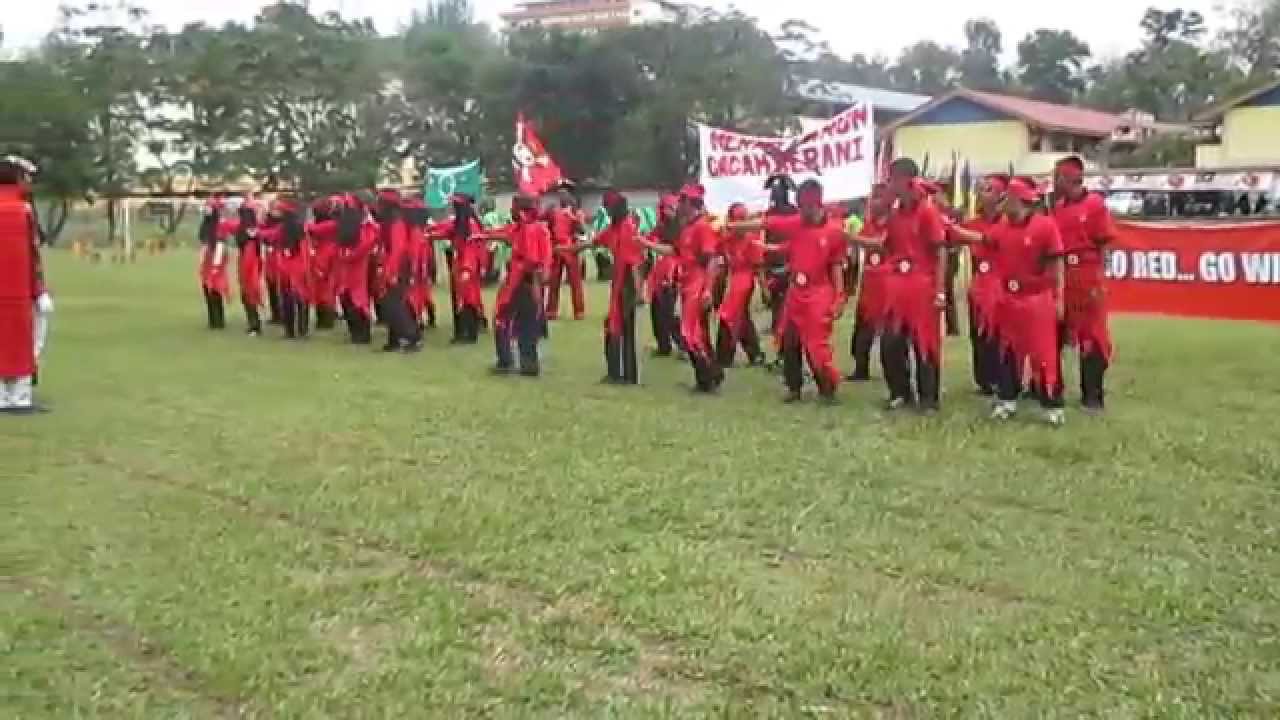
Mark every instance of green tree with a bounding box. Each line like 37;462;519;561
1221;0;1280;79
891;41;960;95
1016;29;1092;103
959;19;1007;91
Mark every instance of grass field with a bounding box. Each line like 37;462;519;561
4;250;1280;718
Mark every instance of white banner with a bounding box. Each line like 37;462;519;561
697;102;875;213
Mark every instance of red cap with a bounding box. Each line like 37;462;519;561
1007;178;1041;203
602;189;625;209
659;194;679;213
377;189;402;206
679;183;705;201
727;202;750;222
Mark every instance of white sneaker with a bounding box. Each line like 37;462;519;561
1043;408;1066;428
989;401;1017;421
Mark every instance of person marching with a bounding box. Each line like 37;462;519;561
729;180;849;403
427;193;487;344
639;184;723;393
714;202;767;368
595;189;647;385
262;208;284;326
308;197;340;330
963;175;1010;396
373;190;423;353
951;178;1067;425
848;184;891;382
1053;156;1117;412
268;198;311;340
544;185;587;321
860;159;949;413
762;174;799;341
403;194;437;332
489;194;551;377
233;199;265;336
332;194;378;345
0;157;51;414
197;195;232;331
645;193;684;358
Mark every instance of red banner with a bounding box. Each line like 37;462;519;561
512;113;563;196
1107;220;1280;323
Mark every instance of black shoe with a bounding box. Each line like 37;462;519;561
490;365;514;376
884;397;913;412
599;375;623;385
382;344;400;353
518;368;540;378
0;404;50;415
748;355;767;368
401;342;423;354
651;349;672;358
783;390;803;404
917;403;941;416
846;372;871;383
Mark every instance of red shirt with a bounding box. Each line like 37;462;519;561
1052;192;1115;266
764;214;847;288
676;215;720;283
722;231;765;273
596;216;644;269
962;215;1001;276
549;207;582;248
509;221;552;279
881;200;946;275
989;214;1063;294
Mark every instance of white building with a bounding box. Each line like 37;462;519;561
501;0;684;33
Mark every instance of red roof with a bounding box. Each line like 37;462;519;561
886;88;1123;138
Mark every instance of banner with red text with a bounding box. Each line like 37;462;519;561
1107;221;1280;323
697;102;875;213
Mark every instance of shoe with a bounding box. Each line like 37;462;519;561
818;392;840;406
573;313;585;321
599;375;622;385
884;397;911;412
975;386;996;397
989;401;1017;421
1081;402;1105;416
381;344;399;353
490;365;514;376
748;355;767;368
918;404;940;416
519;368;541;378
247;330;260;337
1043;408;1066;427
783;390;803;404
651;349;672;358
401;342;423;354
845;372;871;383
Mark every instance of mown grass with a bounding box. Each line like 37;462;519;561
3;250;1279;718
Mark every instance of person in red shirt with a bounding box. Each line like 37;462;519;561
1053;155;1117;412
645;193;684;358
715;202;767;368
371;190;422;353
259;198;311;340
962;174;1010;396
403;195;437;332
0;158;49;413
595;190;647;384
196;195;232;330
544;188;587;321
848;184;891;382
730;180;849;403
427;194;488;344
261;203;284;326
232;200;265;336
638;183;724;393
489;194;551;376
762;174;799;344
332;194;378;345
308;197;339;330
860;158;949;412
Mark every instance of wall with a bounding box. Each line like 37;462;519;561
1221;107;1280;166
894;120;1030;173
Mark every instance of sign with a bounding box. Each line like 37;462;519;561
697;102;875;213
425;160;484;210
1107;220;1280;323
1086;171;1277;193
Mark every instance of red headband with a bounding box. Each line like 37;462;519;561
1007;178;1040;203
727;203;749;222
679;183;705;201
1056;158;1085;180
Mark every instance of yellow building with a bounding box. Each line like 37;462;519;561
884;88;1127;175
1194;79;1280;170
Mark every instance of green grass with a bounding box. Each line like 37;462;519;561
4;250;1280;718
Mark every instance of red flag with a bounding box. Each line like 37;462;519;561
512;113;563;196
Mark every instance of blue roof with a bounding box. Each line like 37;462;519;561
792;78;931;115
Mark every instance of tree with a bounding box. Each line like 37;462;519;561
959;19;1007;91
891;41;960;95
1221;0;1280;79
1016;29;1091;103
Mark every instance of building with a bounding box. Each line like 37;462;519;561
883;88;1141;175
790;78;930;128
1193;78;1280;170
501;0;683;32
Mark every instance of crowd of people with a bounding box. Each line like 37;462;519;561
191;154;1116;425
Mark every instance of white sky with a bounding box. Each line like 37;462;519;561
2;0;1234;63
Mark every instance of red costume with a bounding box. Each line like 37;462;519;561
596;192;646;384
333;196;378;344
715;204;766;367
232;203;264;335
260;199;311;339
674;187;723;392
545;204;586;320
197;197;231;330
645;194;683;357
1054;189;1116;363
427;195;487;343
962;209;1004;394
308;199;340;329
373;191;422;352
403;197;435;329
764;198;848;399
0;183;39;384
492;199;552;375
990;209;1064;394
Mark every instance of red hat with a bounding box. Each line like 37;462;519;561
727;202;750;222
679;183;705;201
377;189;402;206
602;189;626;209
1006;178;1041;203
659;193;679;212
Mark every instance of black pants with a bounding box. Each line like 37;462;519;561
715;315;763;367
203;289;225;329
880;329;940;408
782;326;836;396
605;299;639;385
243;302;262;334
280;290;310;339
315;305;337;330
266;280;282;324
455;305;482;344
944;254;961;337
649;285;682;356
998;347;1064;408
494;283;540;374
849;316;876;379
595;253;612;282
969;305;1001;394
689;310;722;392
1078;348;1109;408
380;283;420;350
767;275;788;336
340;293;372;344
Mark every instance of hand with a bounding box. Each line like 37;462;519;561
934;292;947;310
36;293;54;314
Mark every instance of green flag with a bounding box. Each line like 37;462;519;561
425;160;484;210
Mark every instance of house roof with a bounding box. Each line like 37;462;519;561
884;88;1123;137
792;78;930;115
1193;78;1280;122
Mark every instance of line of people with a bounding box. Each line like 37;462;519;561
196;154;1117;425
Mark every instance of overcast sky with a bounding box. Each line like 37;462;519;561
3;0;1234;62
